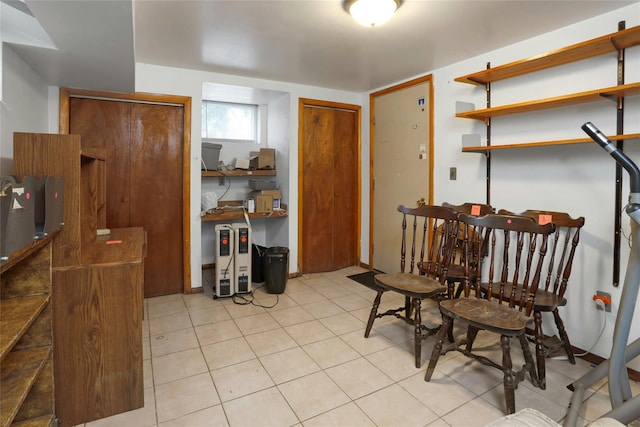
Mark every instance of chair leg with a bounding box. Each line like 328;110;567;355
364;289;383;338
465;325;479;353
533;311;546;390
404;295;412;322
553;308;576;364
500;335;516;415
413;298;422;368
454;281;464;299
444;313;455;343
425;314;452;381
519;333;539;388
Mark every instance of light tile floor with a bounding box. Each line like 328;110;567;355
79;266;639;427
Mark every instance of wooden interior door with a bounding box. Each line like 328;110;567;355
300;100;360;273
371;77;433;274
69;98;184;297
129;103;184;295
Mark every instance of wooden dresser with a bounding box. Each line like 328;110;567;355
13;133;146;427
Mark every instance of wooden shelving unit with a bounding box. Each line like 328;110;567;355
455;23;639;287
0;233;56;427
455;24;640;152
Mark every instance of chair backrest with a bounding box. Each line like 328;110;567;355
459;213;556;316
441;202;495;269
397;204;459;280
498;209;585;299
442;202;495;216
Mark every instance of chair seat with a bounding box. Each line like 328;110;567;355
480;283;567;311
440;298;529;335
374;273;446;299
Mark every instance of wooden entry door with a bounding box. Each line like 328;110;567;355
371;76;433;274
299;99;360;273
66;96;185;297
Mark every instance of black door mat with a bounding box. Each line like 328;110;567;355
346;271;383;291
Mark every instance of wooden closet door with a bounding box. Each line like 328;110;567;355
332;108;359;269
301;105;358;273
130;103;183;296
69;98;184;297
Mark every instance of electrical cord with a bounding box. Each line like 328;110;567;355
566;299;608;358
231;284;279;308
217;170;231;201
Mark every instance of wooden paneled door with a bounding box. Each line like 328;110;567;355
60;89;192;297
299;99;360;273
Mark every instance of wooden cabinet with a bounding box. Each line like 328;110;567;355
456;24;640;153
13;133;146;427
52;228;145;426
201;169;288;221
0;233;56;427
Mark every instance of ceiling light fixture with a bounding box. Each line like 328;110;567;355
344;0;400;27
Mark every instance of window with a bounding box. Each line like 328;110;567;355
201;100;258;143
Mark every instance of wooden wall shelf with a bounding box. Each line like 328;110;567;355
202;169;276;177
462;133;640;153
0;233;55;427
202;201;287;221
456;25;640;85
456;82;640;120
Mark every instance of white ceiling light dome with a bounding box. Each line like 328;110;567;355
345;0;400;27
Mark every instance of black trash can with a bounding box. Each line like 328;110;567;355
252;244;267;283
263;246;289;294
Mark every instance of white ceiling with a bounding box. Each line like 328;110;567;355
6;0;637;93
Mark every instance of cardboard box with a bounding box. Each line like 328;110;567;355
249;148;276;170
250;189;281;199
254;195;273;213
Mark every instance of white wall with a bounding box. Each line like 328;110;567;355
135;63;363;289
424;3;640;366
0;44;50;175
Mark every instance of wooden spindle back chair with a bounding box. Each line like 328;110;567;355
425;213;556;414
364;204;459;368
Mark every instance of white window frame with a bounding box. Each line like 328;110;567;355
201;100;263;144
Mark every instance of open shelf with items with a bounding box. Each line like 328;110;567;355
201;168;284;221
202;169;277;177
202;200;288;221
1;233;57;427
